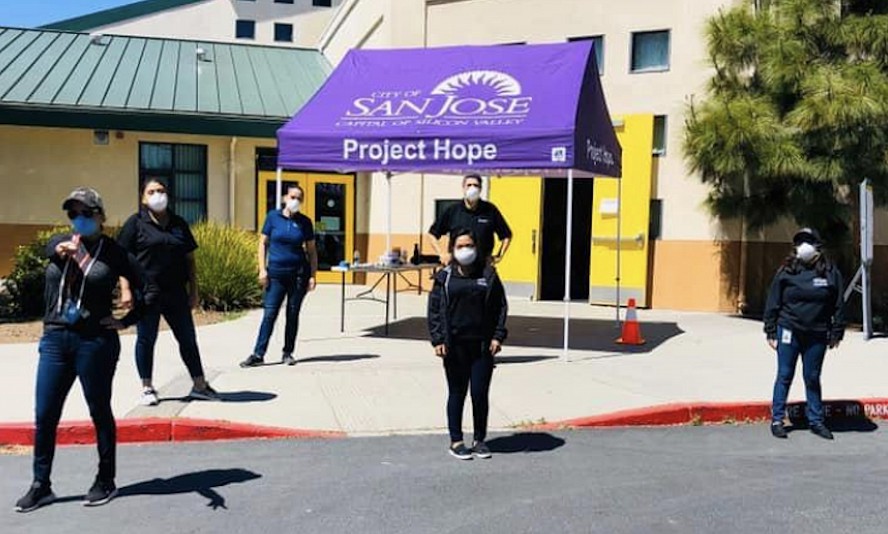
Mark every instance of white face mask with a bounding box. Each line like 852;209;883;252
147;192;168;213
454;246;477;266
465;185;481;202
796;242;819;263
286;198;301;213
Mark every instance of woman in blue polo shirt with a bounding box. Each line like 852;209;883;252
241;184;318;367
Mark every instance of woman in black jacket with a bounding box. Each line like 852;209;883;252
15;187;148;513
428;229;508;460
764;228;844;440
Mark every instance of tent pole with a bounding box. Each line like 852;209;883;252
563;169;574;362
275;166;283;211
616;175;622;326
386;171;392;254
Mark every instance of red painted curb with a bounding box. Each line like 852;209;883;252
0;418;344;446
538;398;888;430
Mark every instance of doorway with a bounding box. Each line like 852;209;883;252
539;178;593;301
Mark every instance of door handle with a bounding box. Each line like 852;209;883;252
531;229;537;255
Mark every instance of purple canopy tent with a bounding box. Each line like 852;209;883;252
276;41;622;359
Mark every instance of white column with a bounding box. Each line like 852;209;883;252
563;169;574;361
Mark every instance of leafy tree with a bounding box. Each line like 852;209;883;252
684;0;888;246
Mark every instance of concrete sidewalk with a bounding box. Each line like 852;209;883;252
2;285;886;437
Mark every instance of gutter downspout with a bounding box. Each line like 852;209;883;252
229;137;237;225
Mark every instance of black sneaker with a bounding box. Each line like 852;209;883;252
240;354;264;368
770;421;788;439
282;353;297;366
84;478;117;507
810;424;834;440
14;482;55;513
189;384;221;401
448;442;473;460
472;441;492;459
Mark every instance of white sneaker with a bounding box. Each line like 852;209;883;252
139;388;159;406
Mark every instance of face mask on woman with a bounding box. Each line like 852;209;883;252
147;192;168;213
454;246;477;266
72;215;100;237
796;242;820;263
286;198;301;213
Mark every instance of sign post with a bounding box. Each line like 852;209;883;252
844;179;873;339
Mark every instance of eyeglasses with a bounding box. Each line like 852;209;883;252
67;209;96;220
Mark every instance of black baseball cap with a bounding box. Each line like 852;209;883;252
62;187;105;214
792;227;822;245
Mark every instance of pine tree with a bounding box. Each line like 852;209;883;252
684;0;888;245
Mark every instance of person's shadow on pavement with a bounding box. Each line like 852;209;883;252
118;468;262;510
486;432;565;454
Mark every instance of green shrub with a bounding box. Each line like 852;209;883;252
192;222;262;311
2;227;69;320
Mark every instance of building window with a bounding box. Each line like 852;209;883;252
568;35;604;74
631;30;670;72
274;23;294;42
313;0;333;6
235;20;256;40
653;115;667;156
139;143;208;225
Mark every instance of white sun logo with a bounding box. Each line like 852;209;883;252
430;70;522;96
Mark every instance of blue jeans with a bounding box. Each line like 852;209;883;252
136;287;205;381
444;340;495;443
771;326;828;425
252;271;308;358
34;329;120;484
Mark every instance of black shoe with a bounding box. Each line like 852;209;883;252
189;384;221;401
239;354;264;368
14;482;55;513
84;478;117;507
770;421;788;439
472;441;492;459
448;442;473;460
282;353;297;366
810;424;834;440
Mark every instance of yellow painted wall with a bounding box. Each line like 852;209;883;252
590;114;655;306
489;176;542;295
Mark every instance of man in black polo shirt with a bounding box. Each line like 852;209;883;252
428;174;512;265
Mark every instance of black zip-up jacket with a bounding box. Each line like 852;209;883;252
427;264;508;347
763;260;845;342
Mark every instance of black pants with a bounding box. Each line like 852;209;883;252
444;340;494;443
135;288;205;381
34;329;119;484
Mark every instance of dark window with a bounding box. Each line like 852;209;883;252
139;143;208;225
274;23;294;42
235;20;256;40
568;35;604;74
275;0;295;3
631;30;670;72
313;0;333;6
649;199;663;241
653;115;667;156
256;147;278;171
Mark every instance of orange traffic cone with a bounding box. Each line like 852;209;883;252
616;298;645;345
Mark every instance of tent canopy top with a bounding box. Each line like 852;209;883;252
277;41;622;178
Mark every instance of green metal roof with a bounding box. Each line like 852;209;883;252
0;27;331;137
43;0;209;32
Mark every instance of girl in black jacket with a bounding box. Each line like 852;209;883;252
764;228;844;440
428;229;507;460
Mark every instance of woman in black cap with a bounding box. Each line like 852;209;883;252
764;228;845;440
428;228;508;460
15;187;149;512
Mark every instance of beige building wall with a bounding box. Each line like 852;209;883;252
89;0;342;48
0;124;273;273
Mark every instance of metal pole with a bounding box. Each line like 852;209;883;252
563;169;574;362
275;166;283;210
615;175;622;326
386;171;392;254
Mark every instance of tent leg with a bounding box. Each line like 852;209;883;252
563;169;574;362
616;175;622;326
386;171;393;254
275;167;283;211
